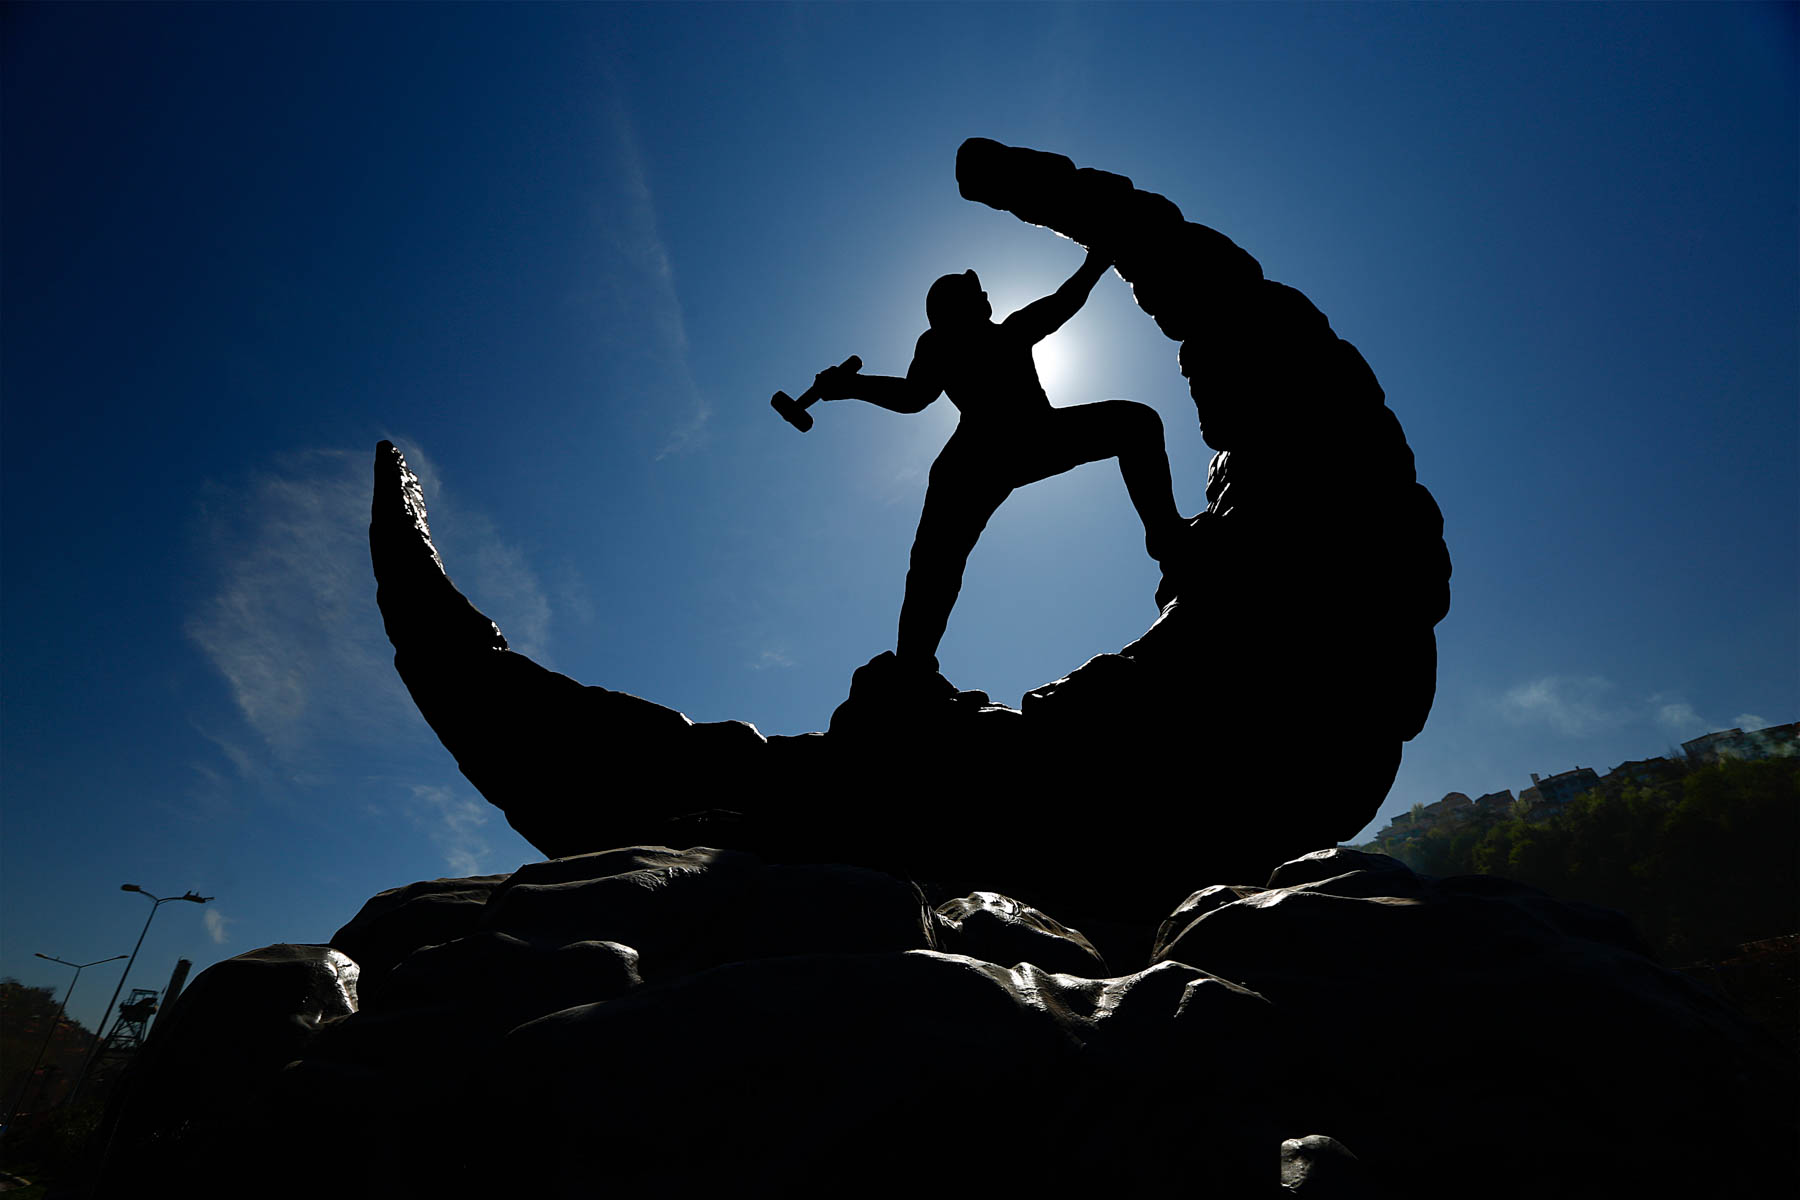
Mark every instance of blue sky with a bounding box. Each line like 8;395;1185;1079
3;2;1794;1032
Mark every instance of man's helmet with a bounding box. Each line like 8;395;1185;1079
926;270;983;329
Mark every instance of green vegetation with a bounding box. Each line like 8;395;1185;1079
1361;758;1798;963
2;980;96;1122
0;1099;104;1194
2;980;105;1190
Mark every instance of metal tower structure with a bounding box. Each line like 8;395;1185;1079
85;988;160;1089
105;989;160;1054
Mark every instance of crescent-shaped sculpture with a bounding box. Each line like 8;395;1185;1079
371;140;1450;943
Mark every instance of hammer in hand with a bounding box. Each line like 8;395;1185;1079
771;355;862;433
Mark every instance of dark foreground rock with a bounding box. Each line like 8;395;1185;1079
93;849;1794;1198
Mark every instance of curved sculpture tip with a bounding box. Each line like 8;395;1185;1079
369;439;744;861
370;440;508;654
953;136;1007;200
955;137;1077;230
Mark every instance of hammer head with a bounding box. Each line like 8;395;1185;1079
770;391;813;433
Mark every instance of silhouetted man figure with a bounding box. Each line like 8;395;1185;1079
813;250;1184;673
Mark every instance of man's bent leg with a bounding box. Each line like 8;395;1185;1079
896;456;1011;667
1029;401;1183;560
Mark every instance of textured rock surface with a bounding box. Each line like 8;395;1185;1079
933;888;1110;976
89;944;361;1191
1281;1135;1384;1198
1152;849;1785;1193
95;849;1794;1197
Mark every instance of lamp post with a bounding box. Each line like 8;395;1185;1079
71;885;211;1101
2;953;128;1132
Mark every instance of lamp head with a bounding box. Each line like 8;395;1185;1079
121;884;141;893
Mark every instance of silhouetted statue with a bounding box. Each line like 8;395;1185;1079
801;250;1183;672
367;137;1454;932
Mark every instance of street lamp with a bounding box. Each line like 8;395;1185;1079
71;885;211;1101
2;953;127;1131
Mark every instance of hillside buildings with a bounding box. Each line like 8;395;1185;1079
1366;721;1797;849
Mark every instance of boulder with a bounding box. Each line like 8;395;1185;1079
933;889;1109;976
89;945;361;1196
1281;1134;1387;1198
1155;849;1793;1195
95;849;1794;1197
330;871;508;1006
493;949;1287;1193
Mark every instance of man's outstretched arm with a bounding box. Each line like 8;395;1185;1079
814;342;942;414
1005;250;1113;343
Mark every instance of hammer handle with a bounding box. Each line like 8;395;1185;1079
796;355;863;408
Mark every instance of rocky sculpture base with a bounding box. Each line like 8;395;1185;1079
94;848;1792;1197
371;436;1411;941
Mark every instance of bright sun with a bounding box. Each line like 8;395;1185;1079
1033;332;1078;399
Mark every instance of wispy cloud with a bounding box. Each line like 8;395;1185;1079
1652;697;1707;735
186;449;398;758
186;444;551;762
1651;695;1770;740
407;784;494;877
1498;675;1626;736
190;722;263;783
596;84;709;459
752;646;795;671
1501;676;1769;743
202;909;236;945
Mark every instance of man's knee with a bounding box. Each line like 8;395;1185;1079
1081;399;1164;458
1113;399;1164;440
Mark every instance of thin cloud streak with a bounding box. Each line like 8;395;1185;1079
407;784;495;877
598;86;710;459
190;722;263;783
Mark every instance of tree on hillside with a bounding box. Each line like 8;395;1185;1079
1368;760;1798;963
1;978;98;1117
1647;759;1800;959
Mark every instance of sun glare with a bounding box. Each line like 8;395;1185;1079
1033;331;1079;399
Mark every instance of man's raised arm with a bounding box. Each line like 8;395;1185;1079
1004;250;1113;343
